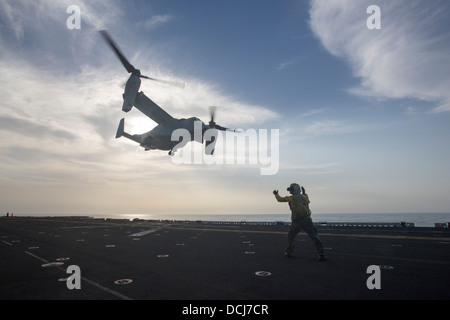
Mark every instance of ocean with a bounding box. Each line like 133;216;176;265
89;212;450;227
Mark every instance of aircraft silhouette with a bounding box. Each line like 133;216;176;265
100;30;233;155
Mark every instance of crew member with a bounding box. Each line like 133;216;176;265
273;183;327;261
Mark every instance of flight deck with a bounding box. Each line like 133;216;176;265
1;216;449;302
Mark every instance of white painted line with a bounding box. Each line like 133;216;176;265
25;251;49;263
42;262;64;268
81;277;133;300
129;228;162;237
24;251;133;300
1;240;13;246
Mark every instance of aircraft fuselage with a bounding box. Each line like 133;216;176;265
138;117;209;151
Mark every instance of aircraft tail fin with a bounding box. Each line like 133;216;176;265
115;118;141;144
116;118;125;138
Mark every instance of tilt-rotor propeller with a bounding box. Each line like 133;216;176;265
100;30;185;88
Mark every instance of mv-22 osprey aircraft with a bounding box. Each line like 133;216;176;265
100;30;234;156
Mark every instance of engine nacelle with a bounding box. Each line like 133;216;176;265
122;74;141;112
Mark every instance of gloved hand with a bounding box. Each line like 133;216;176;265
301;186;306;194
273;190;279;195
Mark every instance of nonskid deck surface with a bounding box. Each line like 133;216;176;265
1;217;449;300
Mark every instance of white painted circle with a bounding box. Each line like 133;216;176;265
114;279;133;285
255;271;271;277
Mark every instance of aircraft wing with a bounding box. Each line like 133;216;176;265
134;92;174;124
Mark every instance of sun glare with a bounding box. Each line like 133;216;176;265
128;117;155;134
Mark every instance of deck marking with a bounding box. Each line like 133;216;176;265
129;228;162;237
24;251;133;300
1;240;13;246
41;262;64;268
114;279;133;285
25;251;48;263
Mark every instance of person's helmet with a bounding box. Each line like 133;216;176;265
287;183;301;194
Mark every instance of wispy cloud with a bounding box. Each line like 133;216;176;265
280;161;341;175
0;0;120;40
0;0;25;39
298;108;328;118
309;0;450;112
147;79;278;127
143;14;174;30
0;116;76;140
276;55;305;71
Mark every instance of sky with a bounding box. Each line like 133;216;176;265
1;0;450;218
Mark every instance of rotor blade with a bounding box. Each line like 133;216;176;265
206;106;235;131
209;106;217;123
215;125;234;132
99;30;137;74
141;75;185;89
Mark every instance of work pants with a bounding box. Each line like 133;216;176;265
287;216;324;256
